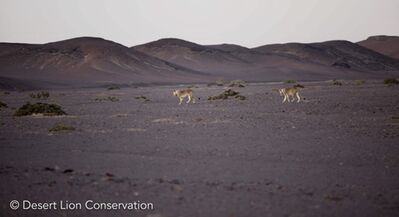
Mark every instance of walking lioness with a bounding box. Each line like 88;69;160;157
279;87;301;103
173;88;195;105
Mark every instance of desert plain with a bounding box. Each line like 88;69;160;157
0;79;398;217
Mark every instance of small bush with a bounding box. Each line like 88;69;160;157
207;79;225;87
208;89;245;100
354;80;365;85
107;85;120;90
186;85;198;88
95;96;119;102
135;95;150;102
234;95;246;100
384;78;399;86
3;91;10;95
0;101;7;110
293;84;305;88
216;79;224;86
332;80;343;86
14;102;66;116
228;80;246;87
30;91;50;99
49;123;75;132
284;80;296;84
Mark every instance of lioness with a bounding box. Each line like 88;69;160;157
279;87;301;103
173;88;195;105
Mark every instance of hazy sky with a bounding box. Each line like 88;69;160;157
1;0;398;47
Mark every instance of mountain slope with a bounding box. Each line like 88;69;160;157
253;40;399;71
358;35;399;59
1;36;399;89
0;37;209;86
132;38;252;73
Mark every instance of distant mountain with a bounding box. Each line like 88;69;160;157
358;35;399;59
0;37;209;87
253;40;399;71
1;36;399;89
132;38;252;73
133;38;399;82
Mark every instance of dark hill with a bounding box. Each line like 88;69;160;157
0;37;209;87
253;40;399;71
358;35;399;59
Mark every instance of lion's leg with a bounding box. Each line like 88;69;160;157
282;95;287;103
179;97;183;105
191;94;195;103
290;95;295;102
286;94;291;102
296;92;300;103
187;95;191;103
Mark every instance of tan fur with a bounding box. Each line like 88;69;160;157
173;88;195;105
279;87;301;103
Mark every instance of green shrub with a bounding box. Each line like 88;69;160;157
0;101;7;110
135;95;150;102
49;123;75;132
354;80;365;85
293;84;305;88
384;78;399;86
284;80;297;84
186;85;198;88
30;91;50;99
95;96;119;102
208;89;246;100
207;79;225;87
107;85;120;90
332;80;343;86
14;102;66;116
228;80;246;87
234;95;246;100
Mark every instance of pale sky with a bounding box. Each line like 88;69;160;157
0;0;398;48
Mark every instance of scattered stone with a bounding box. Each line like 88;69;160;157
63;169;74;174
44;167;56;172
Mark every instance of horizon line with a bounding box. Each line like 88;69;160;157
0;34;397;49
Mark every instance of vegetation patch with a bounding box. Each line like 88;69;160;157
208;89;246;100
384;78;399;86
48;123;75;132
234;95;246;100
207;79;225;87
14;102;66;116
228;80;246;87
95;96;119;102
354;80;365;85
293;84;305;88
284;80;297;84
186;84;199;88
30;91;50;99
135;95;150;102
332;80;343;86
107;85;120;90
0;100;7;109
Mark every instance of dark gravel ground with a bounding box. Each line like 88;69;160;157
0;80;398;217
